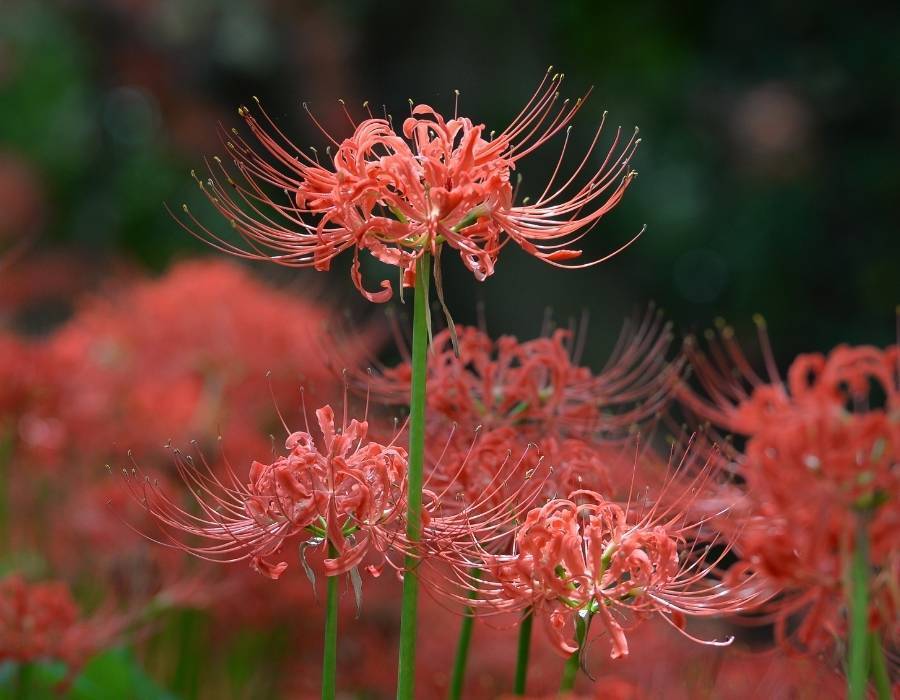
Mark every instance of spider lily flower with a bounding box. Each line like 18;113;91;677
124;404;408;581
354;308;681;438
455;447;764;661
677;323;900;652
370;309;683;438
680;317;898;435
339;311;680;522
176;70;641;302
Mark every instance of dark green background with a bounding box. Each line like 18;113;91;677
2;0;898;364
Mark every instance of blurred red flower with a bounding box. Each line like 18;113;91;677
12;258;374;469
0;574;123;678
679;325;900;652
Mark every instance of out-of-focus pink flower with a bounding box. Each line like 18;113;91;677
0;574;121;675
13;258;374;469
179;71;641;302
0;575;78;664
678;324;900;652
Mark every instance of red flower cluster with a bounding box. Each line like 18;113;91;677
368;314;678;436
130;404;408;580
0;259;379;673
358;312;681;508
461;456;759;661
0;575;120;673
11;258;371;468
680;326;900;651
180;71;640;301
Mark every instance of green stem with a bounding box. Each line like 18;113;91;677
15;663;33;700
171;609;205;700
847;516;870;700
397;253;431;700
448;568;481;700
322;541;339;700
559;612;587;693
869;631;891;699
513;607;534;695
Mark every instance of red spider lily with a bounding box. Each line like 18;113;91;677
0;575;123;678
177;70;641;302
343;313;680;541
124;403;408;581
339;312;679;519
352;309;680;438
678;324;900;652
445;447;765;662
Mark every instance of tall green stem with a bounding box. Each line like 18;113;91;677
448;568;480;700
322;541;339;700
513;607;534;695
847;516;870;700
559;612;587;693
171;609;205;700
869;631;891;699
15;663;33;700
397;253;431;700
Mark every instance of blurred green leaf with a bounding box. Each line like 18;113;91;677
70;648;177;700
0;650;177;700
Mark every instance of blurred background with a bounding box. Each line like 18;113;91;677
0;1;897;698
2;0;898;351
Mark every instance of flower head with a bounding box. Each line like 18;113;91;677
179;70;641;302
0;574;122;679
349;313;679;525
125;403;408;580
362;311;678;437
16;259;372;469
439;439;766;662
678;323;900;651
